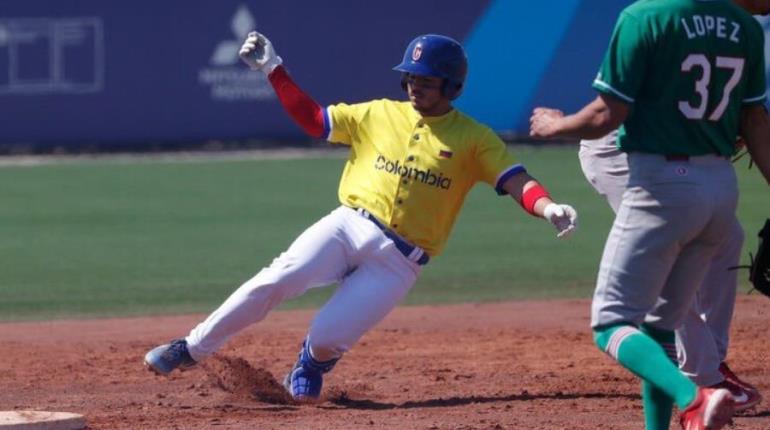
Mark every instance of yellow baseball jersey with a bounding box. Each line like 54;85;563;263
325;99;523;256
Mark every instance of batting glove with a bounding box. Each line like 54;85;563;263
239;31;283;74
543;203;578;239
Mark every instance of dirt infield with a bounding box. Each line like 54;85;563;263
1;297;768;430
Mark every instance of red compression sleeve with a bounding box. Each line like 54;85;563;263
521;184;551;216
268;66;326;138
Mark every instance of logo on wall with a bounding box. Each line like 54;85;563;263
0;17;104;95
197;5;275;102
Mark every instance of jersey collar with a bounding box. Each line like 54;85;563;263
411;106;458;125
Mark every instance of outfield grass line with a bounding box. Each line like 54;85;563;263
0;143;576;168
0;146;349;168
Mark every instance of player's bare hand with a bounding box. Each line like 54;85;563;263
239;31;283;74
529;107;564;139
543;203;578;239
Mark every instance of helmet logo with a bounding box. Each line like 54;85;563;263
412;44;422;61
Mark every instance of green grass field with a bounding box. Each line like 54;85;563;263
0;146;766;321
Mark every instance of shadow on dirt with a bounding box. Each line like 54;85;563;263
324;391;640;410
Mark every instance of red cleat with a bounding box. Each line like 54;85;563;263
679;387;735;430
717;362;762;411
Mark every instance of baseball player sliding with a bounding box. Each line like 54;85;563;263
144;32;578;402
530;0;770;428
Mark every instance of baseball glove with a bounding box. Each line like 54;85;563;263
748;219;770;297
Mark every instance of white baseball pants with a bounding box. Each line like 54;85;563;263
185;206;421;362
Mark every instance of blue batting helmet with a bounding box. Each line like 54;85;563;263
393;34;468;100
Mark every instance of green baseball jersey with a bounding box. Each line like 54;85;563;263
593;0;767;156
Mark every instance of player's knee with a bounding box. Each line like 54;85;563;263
593;323;633;352
265;265;313;287
238;274;291;303
241;265;315;302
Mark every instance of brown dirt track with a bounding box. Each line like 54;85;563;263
1;296;768;430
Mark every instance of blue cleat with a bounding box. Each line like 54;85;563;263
144;339;197;375
283;341;339;402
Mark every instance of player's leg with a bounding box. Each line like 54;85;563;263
592;205;700;415
144;207;356;374
644;156;740;427
579;135;678;427
641;225;734;425
676;219;743;387
284;243;420;400
698;218;743;362
681;218;761;409
675;299;722;385
639;324;677;430
592;154;734;423
592;196;698;413
580;138;676;429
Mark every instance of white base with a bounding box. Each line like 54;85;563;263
0;411;85;430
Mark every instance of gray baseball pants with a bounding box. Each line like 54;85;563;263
580;134;742;386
